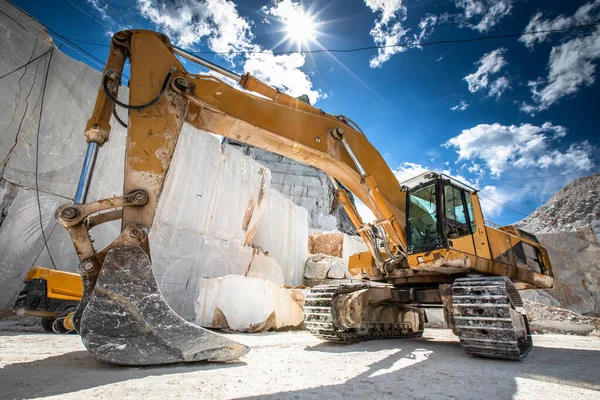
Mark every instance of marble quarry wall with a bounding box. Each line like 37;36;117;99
0;4;309;330
225;140;358;236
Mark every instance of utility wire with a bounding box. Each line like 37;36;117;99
0;48;53;81
34;48;58;270
96;0;138;27
64;0;111;30
188;22;600;55
479;193;535;217
23;0;600;58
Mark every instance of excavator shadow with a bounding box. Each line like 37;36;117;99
304;334;458;353
286;337;599;400
3;347;246;400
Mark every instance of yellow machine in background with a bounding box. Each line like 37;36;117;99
13;267;82;334
52;29;553;365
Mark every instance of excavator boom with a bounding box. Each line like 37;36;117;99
56;30;553;365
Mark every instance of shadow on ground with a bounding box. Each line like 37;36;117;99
247;335;600;400
3;348;245;400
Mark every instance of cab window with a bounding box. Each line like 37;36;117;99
444;185;470;237
408;183;440;252
464;193;476;233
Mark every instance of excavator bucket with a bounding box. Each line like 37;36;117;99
78;246;249;365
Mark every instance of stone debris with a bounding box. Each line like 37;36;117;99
524;301;600;336
308;231;367;265
304;253;352;286
195;275;305;332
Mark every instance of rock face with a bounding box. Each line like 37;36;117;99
515;172;600;317
0;4;309;331
517;172;600;234
225;140;358;235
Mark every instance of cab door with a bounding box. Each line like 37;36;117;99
443;185;476;256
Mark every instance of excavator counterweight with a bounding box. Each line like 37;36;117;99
56;29;553;365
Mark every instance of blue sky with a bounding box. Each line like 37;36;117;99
10;0;600;225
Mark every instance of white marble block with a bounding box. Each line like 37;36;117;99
195;275;305;331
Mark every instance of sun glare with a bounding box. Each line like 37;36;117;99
284;10;317;46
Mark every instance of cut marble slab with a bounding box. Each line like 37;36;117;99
195;275;305;332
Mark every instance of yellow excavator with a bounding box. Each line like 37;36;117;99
54;30;553;365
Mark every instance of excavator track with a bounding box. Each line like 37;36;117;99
304;283;424;342
452;276;533;360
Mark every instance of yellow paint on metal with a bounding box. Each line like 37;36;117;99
25;267;82;301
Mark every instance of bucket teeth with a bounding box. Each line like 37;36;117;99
78;246;249;365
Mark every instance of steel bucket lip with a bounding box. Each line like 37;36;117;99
78;246;250;366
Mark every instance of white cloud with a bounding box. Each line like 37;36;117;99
136;0;323;103
393;162;430;182
455;0;513;32
444;122;594;176
463;48;508;95
450;100;469;111
355;199;377;223
478;185;517;218
523;32;600;114
87;0;110;20
488;76;510;99
244;52;320;104
519;2;600;114
519;1;600;49
364;1;438;68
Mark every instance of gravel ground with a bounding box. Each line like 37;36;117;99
1;329;599;400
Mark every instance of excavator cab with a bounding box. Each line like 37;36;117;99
405;172;478;254
402;171;552;287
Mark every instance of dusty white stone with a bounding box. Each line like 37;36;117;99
327;262;348;279
246;253;285;286
305;254;345;280
195;275;305;331
254;188;309;286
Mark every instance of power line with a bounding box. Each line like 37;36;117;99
96;0;139;27
16;0;600;58
477;171;589;185
0;48;53;80
35;48;58;270
479;194;533;217
189;22;600;55
6;1;131;81
64;0;111;30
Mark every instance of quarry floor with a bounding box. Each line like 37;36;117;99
1;329;599;400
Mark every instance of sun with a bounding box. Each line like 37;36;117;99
284;9;317;47
268;1;321;52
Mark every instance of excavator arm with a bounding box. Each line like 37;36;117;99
55;30;408;365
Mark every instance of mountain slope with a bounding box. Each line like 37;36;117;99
515;172;600;317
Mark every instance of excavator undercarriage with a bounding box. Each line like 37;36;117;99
305;276;532;360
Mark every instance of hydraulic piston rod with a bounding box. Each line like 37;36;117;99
74;142;99;204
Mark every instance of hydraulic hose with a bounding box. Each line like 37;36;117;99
103;66;176;110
